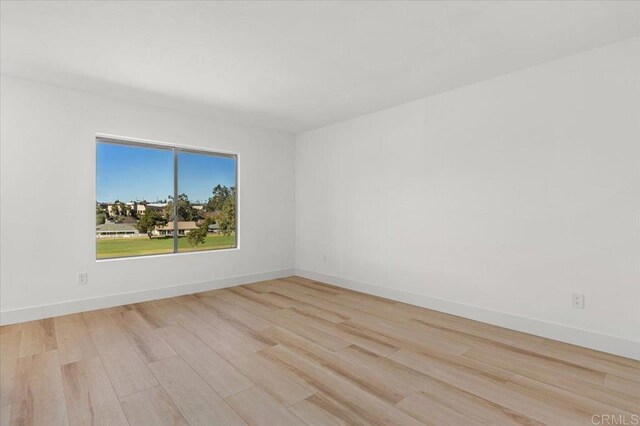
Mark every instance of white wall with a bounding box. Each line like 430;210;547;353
0;76;295;323
296;38;640;358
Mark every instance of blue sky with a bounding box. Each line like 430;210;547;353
97;142;236;203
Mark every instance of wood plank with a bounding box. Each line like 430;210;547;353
391;348;521;420
262;326;417;404
233;286;298;308
464;347;640;413
131;302;179;329
120;386;188;426
464;344;606;385
225;386;304;426
0;324;22;335
543;338;640;370
261;284;364;320
402;316;636;386
277;278;416;324
278;309;397;356
183;300;276;352
272;313;352;352
156;325;253;398
506;374;638;420
89;325;158;397
268;283;426;334
389;348;591;425
347;316;472;356
604;373;640;396
398;305;547;350
101;305;131;316
175;316;316;407
199;295;274;331
208;336;316;406
330;321;400;356
1;404;9;426
114;310;176;363
280;277;347;295
396;391;494;425
228;286;348;324
288;394;350;426
18;319;56;358
54;315;98;365
147;356;246;426
242;279;289;293
397;383;541;425
61;357;128;425
11;350;68;425
536;340;640;382
260;344;423;426
81;309;117;329
211;288;289;323
165;294;199;305
0;331;21;407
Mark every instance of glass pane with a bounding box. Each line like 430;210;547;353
177;151;237;253
96;140;174;259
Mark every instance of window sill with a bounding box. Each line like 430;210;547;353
95;246;240;262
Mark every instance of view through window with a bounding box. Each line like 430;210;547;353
96;138;237;259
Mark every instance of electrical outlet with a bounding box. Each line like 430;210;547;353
78;272;88;286
572;293;584;309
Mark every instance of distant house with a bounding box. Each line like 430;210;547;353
207;222;220;234
154;221;198;237
96;223;140;238
98;201;143;217
104;203;121;216
146;202;168;211
97;202;114;215
124;201;147;216
98;201;169;217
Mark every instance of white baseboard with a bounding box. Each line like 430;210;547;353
0;268;294;325
295;268;640;361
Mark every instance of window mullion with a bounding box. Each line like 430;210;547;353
173;148;179;253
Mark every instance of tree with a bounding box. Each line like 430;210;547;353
164;193;197;221
206;185;230;212
110;202;120;218
96;204;107;225
135;210;167;239
215;187;236;236
187;226;207;248
110;200;131;222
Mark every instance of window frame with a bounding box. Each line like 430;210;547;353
95;135;239;261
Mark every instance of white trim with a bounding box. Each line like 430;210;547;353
95;133;240;157
94;134;241;260
96;246;239;263
0;268;294;325
295;268;640;361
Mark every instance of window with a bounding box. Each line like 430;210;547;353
96;137;237;259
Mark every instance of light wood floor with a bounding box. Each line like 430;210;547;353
1;276;638;425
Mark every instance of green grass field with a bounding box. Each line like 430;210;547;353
97;234;236;259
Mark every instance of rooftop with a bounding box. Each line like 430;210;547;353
156;221;199;231
96;223;138;232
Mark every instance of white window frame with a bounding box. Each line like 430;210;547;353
95;134;239;261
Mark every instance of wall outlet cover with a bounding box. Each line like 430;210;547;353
572;293;585;309
78;272;88;286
